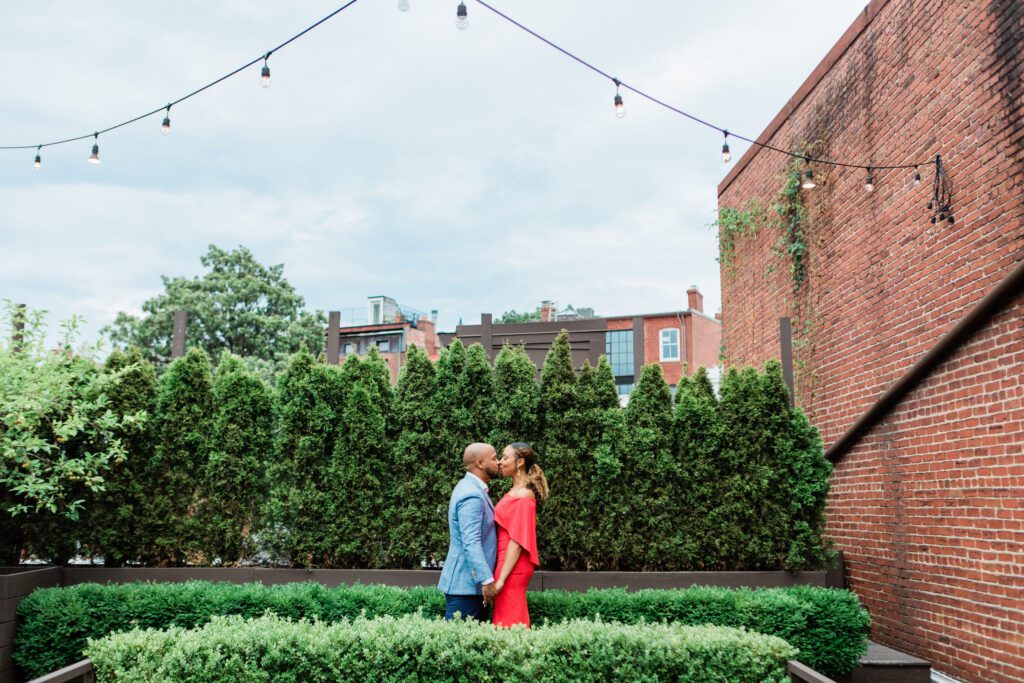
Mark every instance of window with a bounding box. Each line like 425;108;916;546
605;330;634;378
377;339;391;353
343;342;355;355
660;328;680;362
372;302;382;324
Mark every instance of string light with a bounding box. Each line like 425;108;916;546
261;56;271;88
161;105;171;135
33;146;41;171
801;159;816;190
88;134;101;164
613;78;625;118
0;0;950;221
864;168;874;193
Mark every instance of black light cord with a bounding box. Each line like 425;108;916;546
0;0;362;151
473;0;931;172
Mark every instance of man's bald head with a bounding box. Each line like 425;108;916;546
463;442;499;482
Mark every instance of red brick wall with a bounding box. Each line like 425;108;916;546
642;315;685;385
689;313;722;372
717;1;1024;681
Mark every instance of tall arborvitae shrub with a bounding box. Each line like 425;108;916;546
328;363;389;568
537;330;587;569
269;350;349;567
387;345;445;567
784;406;833;569
623;363;679;569
194;353;273;565
490;345;540;450
577;355;623;568
84;348;157;565
672;367;720;569
462;344;496;443
432;340;473;485
144;348;213;565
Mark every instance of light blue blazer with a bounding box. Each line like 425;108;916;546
437;473;497;596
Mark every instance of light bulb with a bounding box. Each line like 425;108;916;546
864;169;874;192
398;0;410;10
801;168;815;190
88;143;101;164
614;93;625;118
161;116;171;135
261;64;271;88
912;169;921;187
455;2;469;30
34;153;41;171
721;136;731;163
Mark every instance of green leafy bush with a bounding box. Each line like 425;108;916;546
15;582;869;679
87;612;797;683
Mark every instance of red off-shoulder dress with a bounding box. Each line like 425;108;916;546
492;494;539;628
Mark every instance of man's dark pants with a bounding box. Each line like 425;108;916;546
445;594;486;621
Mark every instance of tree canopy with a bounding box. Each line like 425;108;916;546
102;245;325;369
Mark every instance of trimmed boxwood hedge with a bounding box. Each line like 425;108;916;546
87;613;798;683
15;582;869;679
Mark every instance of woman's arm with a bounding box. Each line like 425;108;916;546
495;540;522;591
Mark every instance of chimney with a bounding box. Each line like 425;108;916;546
686;286;703;313
539;300;556;322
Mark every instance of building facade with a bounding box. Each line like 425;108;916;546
451;287;721;398
717;1;1023;681
326;295;441;383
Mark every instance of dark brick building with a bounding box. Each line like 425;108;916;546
450;287;721;400
717;1;1023;681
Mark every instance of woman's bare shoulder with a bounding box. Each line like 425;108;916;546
509;486;536;500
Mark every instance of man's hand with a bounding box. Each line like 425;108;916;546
482;582;498;606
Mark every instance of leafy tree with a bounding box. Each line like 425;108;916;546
102;244;326;369
194;352;273;565
82;348;158;566
495;308;541;324
623;363;679;569
1;305;141;564
386;345;444;567
145;348;214;565
431;340;473;481
267;350;349;567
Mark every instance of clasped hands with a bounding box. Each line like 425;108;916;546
482;579;505;605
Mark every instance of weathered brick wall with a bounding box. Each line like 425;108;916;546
717;1;1023;681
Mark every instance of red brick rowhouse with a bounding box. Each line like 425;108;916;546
717;1;1023;681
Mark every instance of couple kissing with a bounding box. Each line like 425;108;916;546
437;442;550;628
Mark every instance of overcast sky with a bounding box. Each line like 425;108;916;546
1;0;868;345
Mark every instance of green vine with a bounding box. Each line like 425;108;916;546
771;158;809;293
712;200;765;270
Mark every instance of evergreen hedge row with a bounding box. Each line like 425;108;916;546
9;333;833;573
14;581;869;679
86;613;797;683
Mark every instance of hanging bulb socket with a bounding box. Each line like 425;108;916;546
801;159;816;189
721;131;731;163
88;134;101;165
456;2;469;30
161;105;171;135
34;146;41;171
865;168;874;193
913;167;921;188
613;78;625;119
261;55;271;88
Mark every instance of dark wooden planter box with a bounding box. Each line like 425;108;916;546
2;559;843;683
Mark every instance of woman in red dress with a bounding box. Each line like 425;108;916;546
492;442;549;628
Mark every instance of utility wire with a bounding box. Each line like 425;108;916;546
474;0;931;171
0;0;362;151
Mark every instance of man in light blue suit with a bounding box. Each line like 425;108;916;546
438;442;500;621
